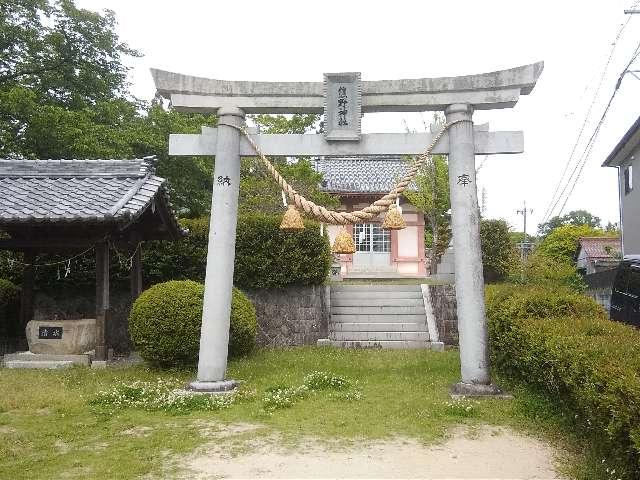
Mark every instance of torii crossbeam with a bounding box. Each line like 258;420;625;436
152;62;543;395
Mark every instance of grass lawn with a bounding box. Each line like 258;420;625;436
0;347;607;479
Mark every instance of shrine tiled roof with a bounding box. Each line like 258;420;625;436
0;158;185;237
314;156;414;193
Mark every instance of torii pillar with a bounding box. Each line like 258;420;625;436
446;104;494;393
152;63;543;394
191;107;245;390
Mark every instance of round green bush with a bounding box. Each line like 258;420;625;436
128;280;257;367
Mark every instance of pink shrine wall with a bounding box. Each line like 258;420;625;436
327;195;426;277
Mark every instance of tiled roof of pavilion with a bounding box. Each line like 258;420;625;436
314;156;415;193
0;157;185;238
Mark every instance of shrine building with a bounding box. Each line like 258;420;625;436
314;156;426;277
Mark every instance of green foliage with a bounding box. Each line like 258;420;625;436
514;252;587;291
303;371;351;390
480;219;517;283
252;114;320;134
404;154;450;263
536;224;603;264
235;213;331;288
144;214;331;289
132;103;218;218
262;371;358;412
485;284;604;322
1;0;137;108
0;279;20;336
0;0;139;158
229;284;258;358
239;158;339;215
128;280;257;367
537;209;602;237
0;1;217;217
487;284;640;478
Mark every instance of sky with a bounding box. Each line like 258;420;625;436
77;0;640;234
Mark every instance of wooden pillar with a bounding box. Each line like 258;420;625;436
95;241;110;361
130;243;143;300
19;251;36;332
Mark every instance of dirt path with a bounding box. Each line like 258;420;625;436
175;424;567;479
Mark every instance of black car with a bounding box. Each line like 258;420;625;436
610;256;640;327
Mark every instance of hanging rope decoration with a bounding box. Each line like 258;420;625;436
232;119;467;226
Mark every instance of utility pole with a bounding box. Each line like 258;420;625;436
516;201;533;260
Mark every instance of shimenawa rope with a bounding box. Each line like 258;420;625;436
229;119;468;225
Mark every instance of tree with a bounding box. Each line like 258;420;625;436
133;102;218;218
480;219;517;283
537;210;601;237
403;114;451;270
404;154;450;269
0;0;139;159
536;224;603;264
1;0;137;107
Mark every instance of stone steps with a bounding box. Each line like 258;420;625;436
328;284;435;349
331;313;427;323
332;306;426;315
332;284;422;292
331;297;424;307
329;340;436;349
330;331;429;342
331;322;425;332
331;290;423;299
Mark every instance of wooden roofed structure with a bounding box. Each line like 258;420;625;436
0;157;185;360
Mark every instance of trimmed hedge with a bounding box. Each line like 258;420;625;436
487;284;640;477
143;213;331;289
0;279;20;336
234;213;331;289
0;213;331;292
128;280;256;367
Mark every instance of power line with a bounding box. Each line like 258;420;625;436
541;10;637;223
555;40;640;216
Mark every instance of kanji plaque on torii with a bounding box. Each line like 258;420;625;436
152;62;543;395
323;72;361;141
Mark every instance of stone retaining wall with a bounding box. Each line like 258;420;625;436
245;285;330;347
428;284;458;346
31;283;457;351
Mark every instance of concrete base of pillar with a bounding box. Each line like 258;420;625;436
187;379;238;393
450;382;512;399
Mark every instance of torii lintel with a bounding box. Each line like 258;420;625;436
151;62;544;114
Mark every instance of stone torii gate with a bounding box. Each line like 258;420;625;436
151;62;543;394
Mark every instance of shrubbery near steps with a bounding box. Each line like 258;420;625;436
486;284;640;478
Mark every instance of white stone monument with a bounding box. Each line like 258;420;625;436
151;63;543;395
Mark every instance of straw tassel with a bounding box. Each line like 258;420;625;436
280;205;305;231
332;227;356;254
382;204;406;230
